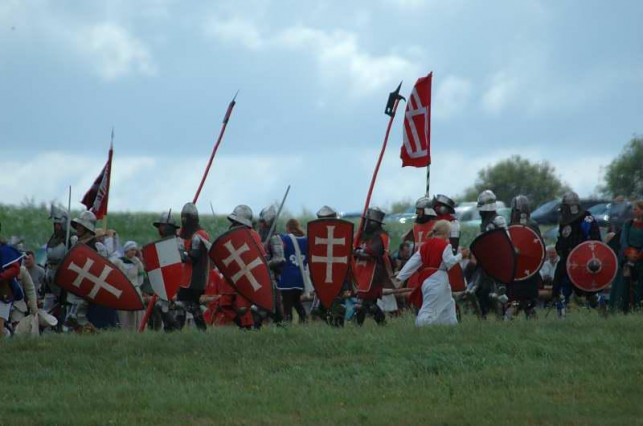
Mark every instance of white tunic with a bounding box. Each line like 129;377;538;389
397;243;461;326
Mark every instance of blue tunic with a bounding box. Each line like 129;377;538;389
278;234;308;291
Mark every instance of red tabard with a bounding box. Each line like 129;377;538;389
412;221;435;251
408;238;449;308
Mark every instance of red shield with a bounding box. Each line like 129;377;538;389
470;228;516;284
352;258;376;293
508;225;546;281
54;244;144;310
566;241;618;292
307;219;353;309
448;264;466;292
208;228;274;312
142;237;185;301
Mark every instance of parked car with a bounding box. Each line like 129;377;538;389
384;206;416;224
531;198;610;225
454;201;506;224
591;201;633;231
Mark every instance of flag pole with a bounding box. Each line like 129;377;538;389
354;82;405;248
426;165;430;196
102;128;114;233
138;95;238;333
65;186;72;249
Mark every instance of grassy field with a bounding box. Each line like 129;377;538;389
3;311;642;425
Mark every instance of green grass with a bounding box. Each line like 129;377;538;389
3;312;642;425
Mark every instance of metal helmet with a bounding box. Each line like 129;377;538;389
153;210;178;229
560;191;583;224
71;210;97;233
415;196;436;217
365;207;386;224
181;203;199;221
316;205;338;219
259;205;277;224
433;194;456;215
510;195;531;224
477;190;497;212
49;205;69;225
227;204;253;227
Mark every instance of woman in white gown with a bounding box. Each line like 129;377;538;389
397;220;462;326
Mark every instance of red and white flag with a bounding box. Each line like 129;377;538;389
81;142;113;219
400;72;432;167
142;237;185;301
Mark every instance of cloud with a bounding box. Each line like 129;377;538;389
76;23;157;80
433;75;472;119
0;2;157;81
481;71;518;114
205;19;419;96
0;151;303;215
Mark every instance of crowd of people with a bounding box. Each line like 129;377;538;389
0;191;641;337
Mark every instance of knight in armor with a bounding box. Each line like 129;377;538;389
505;195;542;320
146;211;181;332
353;207;392;326
0;222;23;337
469;190;509;318
553;191;603;316
403;196;437;251
213;204;260;329
278;218;309;323
257;205;286;326
66;211;117;331
44;206;73;330
177;203;210;331
308;206;351;327
432;194;461;253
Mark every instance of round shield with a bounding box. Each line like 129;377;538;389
566;240;618;292
508;225;545;281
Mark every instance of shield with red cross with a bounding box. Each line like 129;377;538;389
142;237;185;301
54;244;144;310
307;218;353;309
208;227;274;312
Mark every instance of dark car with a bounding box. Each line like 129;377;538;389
590;201;633;231
531;198;611;225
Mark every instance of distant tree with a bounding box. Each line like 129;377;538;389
600;136;643;199
461;156;569;207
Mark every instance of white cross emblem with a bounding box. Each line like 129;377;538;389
403;87;429;159
311;225;347;283
68;258;123;299
222;240;263;291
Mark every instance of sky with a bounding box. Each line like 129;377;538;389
1;0;641;217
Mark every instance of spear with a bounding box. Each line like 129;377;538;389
354;82;405;248
193;91;238;204
138;93;239;333
263;185;291;245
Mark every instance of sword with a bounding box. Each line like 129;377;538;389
263;185;291;245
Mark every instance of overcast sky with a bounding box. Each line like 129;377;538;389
1;0;641;217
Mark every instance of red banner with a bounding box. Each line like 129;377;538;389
401;72;432;167
81;143;112;220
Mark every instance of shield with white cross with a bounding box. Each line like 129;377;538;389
54;244;144;310
307;219;353;309
508;225;546;281
208;227;274;312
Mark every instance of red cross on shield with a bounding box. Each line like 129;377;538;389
54;244;144;310
208;227;274;312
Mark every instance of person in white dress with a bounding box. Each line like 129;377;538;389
397;220;462;326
